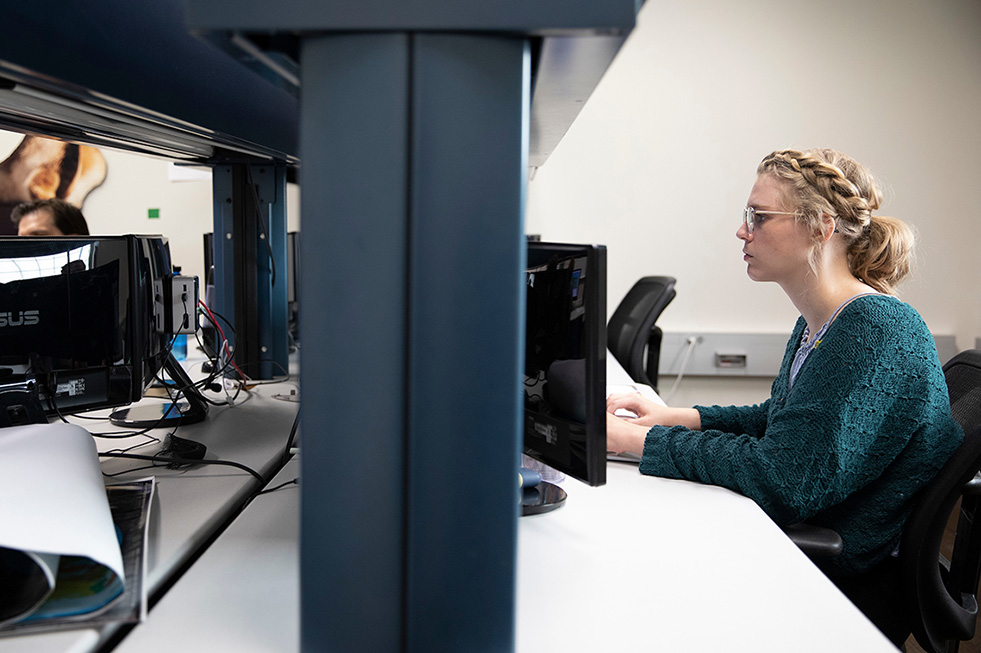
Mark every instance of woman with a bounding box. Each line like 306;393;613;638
607;149;963;582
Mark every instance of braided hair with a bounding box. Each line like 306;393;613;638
757;149;914;295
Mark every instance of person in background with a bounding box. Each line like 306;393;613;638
606;148;963;645
10;197;90;236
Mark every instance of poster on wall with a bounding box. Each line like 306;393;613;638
0;135;107;236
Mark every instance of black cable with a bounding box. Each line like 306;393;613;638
203;307;236;338
103;464;161;478
99;451;265;483
90;427;165;439
282;408;299;467
187;322;241;403
258;478;298;495
106;434;161;455
245;164;278;288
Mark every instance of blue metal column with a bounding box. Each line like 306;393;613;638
299;33;529;652
298;35;411;653
253;164;290;377
406;34;528;651
211;163;289;379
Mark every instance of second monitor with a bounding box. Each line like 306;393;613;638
523;241;607;488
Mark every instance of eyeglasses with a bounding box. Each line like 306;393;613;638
742;207;796;234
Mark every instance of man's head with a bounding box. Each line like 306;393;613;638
11;198;90;236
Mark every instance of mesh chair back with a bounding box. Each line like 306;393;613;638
946;350;981;433
902;350;981;653
607;276;675;388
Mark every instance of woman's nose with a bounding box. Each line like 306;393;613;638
736;221;751;241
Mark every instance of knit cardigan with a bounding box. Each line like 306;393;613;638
639;294;963;575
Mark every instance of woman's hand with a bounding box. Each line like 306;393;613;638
606;393;666;427
606;393;703;431
606;412;650;456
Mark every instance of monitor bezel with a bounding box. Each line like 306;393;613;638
523;240;607;487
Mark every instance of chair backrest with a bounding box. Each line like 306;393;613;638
902;350;981;653
946;350;981;433
607;276;676;388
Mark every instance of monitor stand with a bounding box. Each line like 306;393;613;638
109;353;209;428
520;481;567;516
0;378;47;427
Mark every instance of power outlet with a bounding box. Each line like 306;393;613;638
715;353;747;368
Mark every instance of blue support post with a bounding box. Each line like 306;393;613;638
211;162;289;380
298;34;411;653
298;33;529;651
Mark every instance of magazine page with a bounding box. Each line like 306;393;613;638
2;478;155;635
0;423;126;626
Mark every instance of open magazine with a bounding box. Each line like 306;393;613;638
0;423;153;635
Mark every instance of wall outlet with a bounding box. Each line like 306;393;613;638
715;353;747;368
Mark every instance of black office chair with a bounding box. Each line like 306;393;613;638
607;276;676;393
786;349;981;652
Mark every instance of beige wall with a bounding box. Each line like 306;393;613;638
527;0;981;354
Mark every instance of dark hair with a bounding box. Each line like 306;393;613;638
10;198;90;235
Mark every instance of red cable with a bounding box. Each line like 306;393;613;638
197;300;250;381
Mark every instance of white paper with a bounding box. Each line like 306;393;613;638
0;423;125;597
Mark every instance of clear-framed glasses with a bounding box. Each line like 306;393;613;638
742;207;796;234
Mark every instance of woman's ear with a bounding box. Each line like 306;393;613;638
819;212;837;243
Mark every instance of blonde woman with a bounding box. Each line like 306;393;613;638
607;149;962;642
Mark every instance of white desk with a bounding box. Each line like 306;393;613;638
104;461;896;652
0;371;300;653
108;355;895;651
3;355;898;651
113;460;300;653
517;463;896;651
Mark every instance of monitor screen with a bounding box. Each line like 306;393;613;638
0;235;173;421
524;241;607;487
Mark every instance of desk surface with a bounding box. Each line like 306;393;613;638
0;369;299;653
2;357;898;652
107;464;895;652
517;463;896;651
113;459;300;653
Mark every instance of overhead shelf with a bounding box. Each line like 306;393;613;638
0;0;298;163
0;0;641;169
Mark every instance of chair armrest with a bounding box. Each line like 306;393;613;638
964;471;981;495
783;522;844;558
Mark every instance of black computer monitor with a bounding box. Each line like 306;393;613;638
0;235;203;426
523;241;607;490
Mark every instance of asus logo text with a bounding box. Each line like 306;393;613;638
0;310;40;327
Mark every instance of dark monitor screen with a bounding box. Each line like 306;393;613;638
524;241;606;487
0;235;173;419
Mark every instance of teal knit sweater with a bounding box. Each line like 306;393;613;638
639;295;963;575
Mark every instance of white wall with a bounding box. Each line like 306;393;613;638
0;131;301;285
528;0;981;355
3;0;978;407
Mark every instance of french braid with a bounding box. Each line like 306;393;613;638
757;149;914;294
